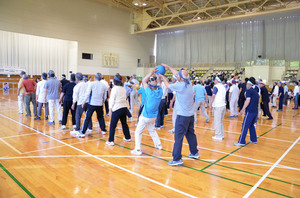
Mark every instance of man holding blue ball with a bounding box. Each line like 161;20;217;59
159;64;199;166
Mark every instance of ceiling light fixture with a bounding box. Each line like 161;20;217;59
132;0;147;7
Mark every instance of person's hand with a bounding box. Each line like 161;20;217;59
59;99;62;104
151;67;158;75
71;104;75;110
82;102;86;109
158;74;165;80
239;109;245;115
109;109;112;117
161;64;169;69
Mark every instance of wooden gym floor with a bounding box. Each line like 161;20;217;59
0;89;299;198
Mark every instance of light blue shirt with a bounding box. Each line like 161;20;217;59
193;84;206;102
124;82;132;95
138;87;146;105
170;81;194;116
142;87;163;118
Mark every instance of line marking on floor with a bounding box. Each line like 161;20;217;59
244;136;300;198
0;113;197;198
0;139;22;154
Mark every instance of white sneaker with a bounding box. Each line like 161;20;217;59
70;131;85;138
128;117;133;122
131;149;142;155
73;125;76;129
168;128;175;133
101;131;107;135
87;129;93;132
61;125;66;130
212;136;223;141
86;130;92;135
106;141;114;146
155;145;163;150
123;138;131;142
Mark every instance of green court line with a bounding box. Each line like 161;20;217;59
112;135;300;188
293;112;300;117
89;135;293;197
0;163;35;198
200;123;282;171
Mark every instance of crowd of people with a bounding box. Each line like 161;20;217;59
16;66;299;166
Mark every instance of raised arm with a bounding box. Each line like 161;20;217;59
142;67;158;89
161;64;178;77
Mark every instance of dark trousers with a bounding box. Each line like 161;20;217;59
262;101;273;119
237;112;257;144
173;115;198;161
155;99;166;127
104;99;109;115
108;107;131;142
62;100;76;125
137;105;144;122
37;102;49;117
126;108;132;118
167;93;173;108
238;96;246;111
283;92;288;105
278;96;284;110
25;93;37;116
294;93;299;109
81;105;106;133
127;95;131;109
164;98;168;115
75;104;92;131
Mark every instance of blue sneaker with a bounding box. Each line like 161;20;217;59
188;153;200;159
168;159;183;166
234;142;246;146
227;116;235;118
249;140;257;144
47;121;55;125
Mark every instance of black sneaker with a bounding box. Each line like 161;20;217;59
25;114;31;117
266;118;273;120
45;116;48;120
34;117;41;120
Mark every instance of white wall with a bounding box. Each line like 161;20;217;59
0;0;155;76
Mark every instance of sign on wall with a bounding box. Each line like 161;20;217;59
102;53;119;68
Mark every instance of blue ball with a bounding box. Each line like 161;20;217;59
155;65;166;75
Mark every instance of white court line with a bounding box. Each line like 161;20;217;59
2;155;297;170
138;131;300;171
0;113;197;198
22;138;100;154
0;139;22;154
0;132;39;139
0;155;193;160
195;125;300;145
165;120;300;144
244;136;300;198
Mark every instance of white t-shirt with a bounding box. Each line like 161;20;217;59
36;80;48;103
229;84;239;101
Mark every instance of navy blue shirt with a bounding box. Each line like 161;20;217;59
62;82;76;102
205;85;212;96
246;87;259;114
279;86;284;99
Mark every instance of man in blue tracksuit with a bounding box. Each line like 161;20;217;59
234;77;259;146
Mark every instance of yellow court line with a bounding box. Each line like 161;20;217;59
0;139;22;154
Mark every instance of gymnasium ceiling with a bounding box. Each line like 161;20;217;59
98;0;300;33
